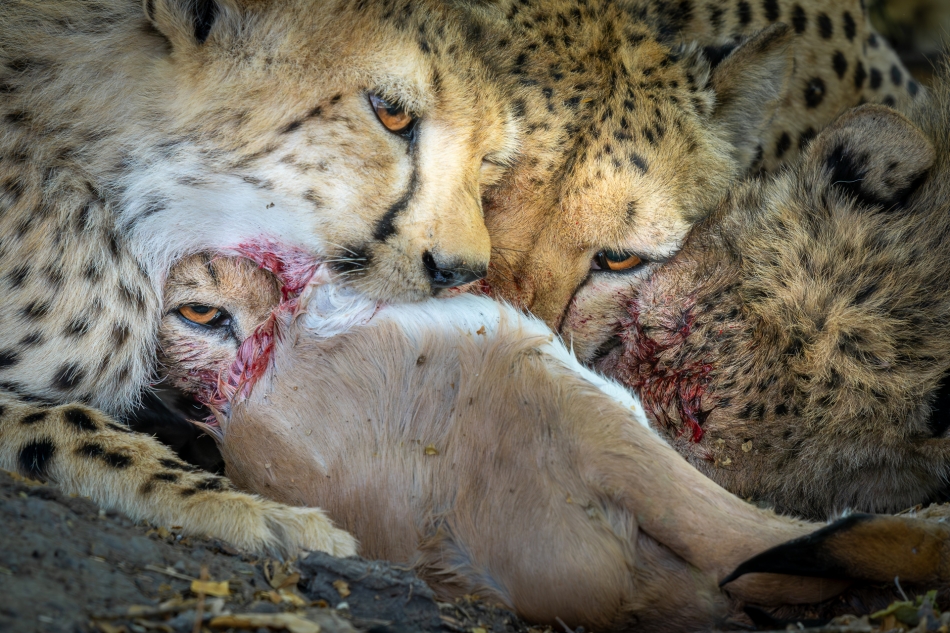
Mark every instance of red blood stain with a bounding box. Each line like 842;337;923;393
613;298;712;442
198;240;319;414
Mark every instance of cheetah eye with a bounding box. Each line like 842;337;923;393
591;250;644;272
177;305;231;328
369;93;415;135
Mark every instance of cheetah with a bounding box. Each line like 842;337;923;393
562;63;950;520
450;0;922;327
0;0;519;555
149;254;950;633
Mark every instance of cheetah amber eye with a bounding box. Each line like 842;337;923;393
178;305;229;328
592;250;643;272
369;93;414;135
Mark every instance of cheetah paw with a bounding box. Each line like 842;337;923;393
262;503;358;559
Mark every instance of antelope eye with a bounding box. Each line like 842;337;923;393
592;250;643;272
369;93;415;135
177;304;230;328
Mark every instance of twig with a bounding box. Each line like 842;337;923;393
894;576;909;602
192;565;209;633
555;616;576;633
143;564;196;582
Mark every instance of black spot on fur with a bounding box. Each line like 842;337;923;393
869;67;882;90
804;77;826;108
64;408;97;432
0;350;20;369
816;13;833;38
737;1;752;25
196;477;225;491
890;65;903;87
791;5;807;33
630;153;648;174
763;0;779;21
908;80;919;98
64;318;91;338
881;95;896;108
52;363;86;391
191;0;218;43
832;51;848;79
842;11;856;41
708;5;724;31
19;439;55;480
8;265;30;289
76;443;131;469
854;61;867;90
22;411;47;425
775;132;791;159
280;119;303;134
19;332;43;347
867;33;878;48
159;457;199;472
798;127;817;150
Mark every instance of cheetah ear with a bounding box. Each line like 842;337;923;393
144;0;233;48
706;23;794;171
804;104;935;209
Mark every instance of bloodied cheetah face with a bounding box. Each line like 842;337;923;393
132;0;520;301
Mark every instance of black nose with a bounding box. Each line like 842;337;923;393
422;252;487;289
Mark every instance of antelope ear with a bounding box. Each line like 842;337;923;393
802;104;935;210
144;0;230;48
707;23;794;171
721;513;950;587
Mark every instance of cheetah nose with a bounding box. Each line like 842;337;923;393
422;251;487;290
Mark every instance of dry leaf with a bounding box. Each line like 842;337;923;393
424;444;438;456
332;579;351;598
475;325;486;335
190;580;230;597
210;614;321;633
741;441;752;453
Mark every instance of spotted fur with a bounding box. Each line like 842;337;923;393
0;0;519;554
461;0;921;327
565;67;950;520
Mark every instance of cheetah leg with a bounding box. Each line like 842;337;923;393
0;394;357;559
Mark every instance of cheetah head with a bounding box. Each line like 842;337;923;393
481;22;794;327
127;0;518;301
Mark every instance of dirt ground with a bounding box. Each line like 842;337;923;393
0;469;536;633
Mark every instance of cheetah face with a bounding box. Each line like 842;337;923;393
481;23;794;328
127;0;519;302
158;255;279;404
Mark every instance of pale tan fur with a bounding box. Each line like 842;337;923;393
562;65;950;519
156;257;950;632
0;0;517;556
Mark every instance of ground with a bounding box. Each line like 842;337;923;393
4;466;948;633
0;469;537;633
